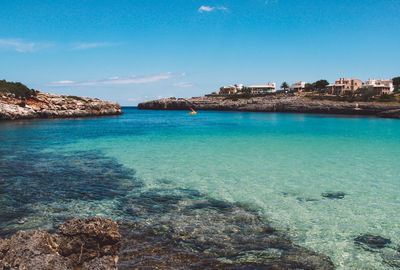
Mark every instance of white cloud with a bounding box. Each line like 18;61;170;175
198;5;228;13
56;80;75;84
0;38;51;52
50;72;186;87
71;42;121;50
172;82;193;88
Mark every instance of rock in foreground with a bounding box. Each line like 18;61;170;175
0;92;122;120
0;217;121;270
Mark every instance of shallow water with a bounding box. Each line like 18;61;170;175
0;108;399;269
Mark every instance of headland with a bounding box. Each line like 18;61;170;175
138;93;400;119
0;80;122;120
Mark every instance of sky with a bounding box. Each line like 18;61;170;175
0;0;399;105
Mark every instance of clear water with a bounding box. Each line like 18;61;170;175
0;108;399;269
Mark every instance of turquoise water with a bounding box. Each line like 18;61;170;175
1;108;399;268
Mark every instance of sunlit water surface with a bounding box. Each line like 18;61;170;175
0;108;399;269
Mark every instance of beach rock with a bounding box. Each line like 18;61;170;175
0;229;72;269
0;92;123;121
321;191;346;199
0;217;121;270
138;94;400;119
354;234;391;249
58;217;121;266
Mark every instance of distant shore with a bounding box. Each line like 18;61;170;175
0;91;123;121
138;93;400;119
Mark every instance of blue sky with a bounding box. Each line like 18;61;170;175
0;0;399;105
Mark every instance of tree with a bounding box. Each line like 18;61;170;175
393;76;400;92
281;82;289;91
313;80;329;92
304;83;313;92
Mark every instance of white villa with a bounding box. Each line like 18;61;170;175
219;84;244;95
247;83;276;94
219;86;237;95
363;79;394;94
235;84;244;91
290;81;306;92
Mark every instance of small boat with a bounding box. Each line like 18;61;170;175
189;108;197;115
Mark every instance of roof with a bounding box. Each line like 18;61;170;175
248;85;275;88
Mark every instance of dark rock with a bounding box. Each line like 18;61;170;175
354;234;391;249
82;256;118;270
281;248;335;270
321;192;346;199
58;217;121;266
297;197;319;202
0;217;121;270
0;229;72;270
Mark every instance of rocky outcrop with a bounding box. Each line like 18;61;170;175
0;92;123;120
0;217;121;270
354;234;392;250
138;95;400;119
0;214;335;269
321;192;346;199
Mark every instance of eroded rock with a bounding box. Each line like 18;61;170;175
58;217;121;265
354;234;391;249
138;94;400;119
0;217;121;270
321;192;346;199
0;92;123;121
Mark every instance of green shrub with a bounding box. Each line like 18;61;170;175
0;79;36;99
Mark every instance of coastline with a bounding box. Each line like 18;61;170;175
138;94;400;119
0;92;123;121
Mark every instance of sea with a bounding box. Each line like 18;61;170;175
0;107;399;269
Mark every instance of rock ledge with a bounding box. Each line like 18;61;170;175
138;95;400;119
0;92;123;121
0;217;121;270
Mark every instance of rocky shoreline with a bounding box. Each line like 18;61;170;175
0;217;335;270
138;94;400;119
0;92;123;121
0;217;121;270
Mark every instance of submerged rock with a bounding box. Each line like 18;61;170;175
117;188;335;269
0;217;121;270
297;197;319;202
354;234;391;249
321;192;346;199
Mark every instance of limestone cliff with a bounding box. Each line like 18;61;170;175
0;92;123;120
138;94;400;119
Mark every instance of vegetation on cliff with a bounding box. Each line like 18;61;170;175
393;76;400;92
307;88;399;103
0;79;37;99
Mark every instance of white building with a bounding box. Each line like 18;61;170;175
234;84;244;91
290;81;306;92
247;82;276;94
364;79;394;94
219;86;237;95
